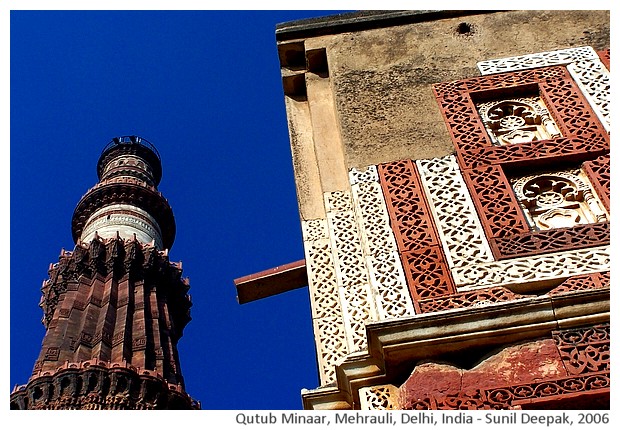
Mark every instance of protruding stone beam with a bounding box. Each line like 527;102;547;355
234;260;308;304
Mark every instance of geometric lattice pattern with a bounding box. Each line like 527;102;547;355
597;48;610;71
434;66;609;170
377;159;456;308
302;165;419;383
491;222;610;259
416;155;494;268
359;384;400;410
548;271;610;296
417;270;609;314
452;245;610;290
583;153;610;213
302;218;348;385
462;164;531;240
325;191;376;353
552;324;609;375
417;286;530;314
434;60;610;264
350;166;416;320
476;46;599;75
567;58;610;131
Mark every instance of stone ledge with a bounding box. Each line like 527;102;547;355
302;288;609;409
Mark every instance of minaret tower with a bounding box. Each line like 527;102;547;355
11;136;198;410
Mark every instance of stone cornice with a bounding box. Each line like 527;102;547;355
302;288;609;409
275;10;500;42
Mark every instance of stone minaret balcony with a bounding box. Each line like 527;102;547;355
11;136;198;410
72;136;175;250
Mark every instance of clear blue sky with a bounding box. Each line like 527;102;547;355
10;9;348;410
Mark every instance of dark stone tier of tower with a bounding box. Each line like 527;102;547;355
11;136;199;410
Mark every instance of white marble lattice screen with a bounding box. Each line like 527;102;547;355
303;168;415;385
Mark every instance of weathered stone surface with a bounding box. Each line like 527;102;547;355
399;362;463;401
462;340;566;390
326;11;609;168
399;339;568;408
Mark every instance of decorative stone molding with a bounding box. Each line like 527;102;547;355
418;287;530;314
350;166;415;320
491;222;610;260
476;46;610;132
416;155;493;268
567;59;610;131
302;218;348;385
597;48;610;71
582;153;610;212
359;384;400;410
433;64;610;264
365;251;413;320
377;159;455;307
81;204;164;249
548;271;609;296
302;289;610;410
452;245;610;290
302;218;329;242
377;159;440;252
476;46;599;75
433;66;608;170
417;271;609;314
326;204;375;352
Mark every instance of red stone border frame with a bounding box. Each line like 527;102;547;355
417;271;609;314
378;159;456;311
583;153;610;213
598;48;610;71
432;66;610;260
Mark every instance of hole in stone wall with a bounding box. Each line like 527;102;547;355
455;22;476;37
458;22;472;34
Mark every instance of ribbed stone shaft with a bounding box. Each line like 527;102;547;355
10;137;198;410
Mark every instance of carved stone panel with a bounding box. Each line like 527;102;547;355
510;168;608;230
452;245;610;290
476;46;610;132
476;95;561;146
416;155;494;268
350;165;415;319
359;384;400;410
302;219;348;385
